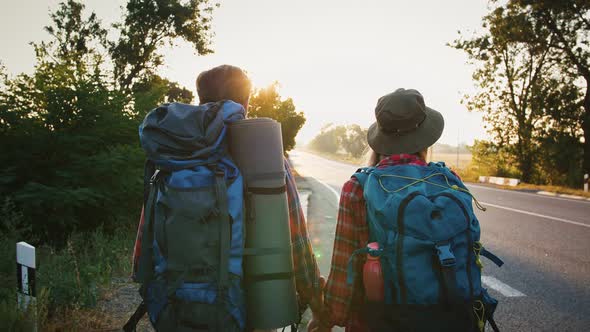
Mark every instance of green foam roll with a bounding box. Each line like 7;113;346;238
228;118;299;329
243;193;298;329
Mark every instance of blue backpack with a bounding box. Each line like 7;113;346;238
349;162;503;332
125;101;246;331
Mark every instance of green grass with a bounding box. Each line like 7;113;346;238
490;182;590;198
0;199;136;331
301;149;589;198
430;152;473;170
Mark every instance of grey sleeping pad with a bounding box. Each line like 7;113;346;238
228;118;299;329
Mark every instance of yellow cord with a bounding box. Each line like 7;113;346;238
473;300;485;332
377;173;487;211
474;241;484;270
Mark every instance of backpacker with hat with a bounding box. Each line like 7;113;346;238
124;101;246;331
350;163;503;332
348;88;504;331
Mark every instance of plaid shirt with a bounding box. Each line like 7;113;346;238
132;160;321;310
285;160;323;308
321;154;427;331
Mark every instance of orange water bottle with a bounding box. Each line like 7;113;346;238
363;242;384;302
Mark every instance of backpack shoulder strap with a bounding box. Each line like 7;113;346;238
352;166;375;187
125;166;160;332
429;161;447;168
212;165;231;331
143;160;155;204
136;169;162;284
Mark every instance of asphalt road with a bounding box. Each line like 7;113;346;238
290;150;590;332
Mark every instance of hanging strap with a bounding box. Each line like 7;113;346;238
214;167;231;331
480;248;504;267
123;302;146;332
346;245;385;285
435;242;461;303
136;169;160;283
244;272;295;284
346;247;371;285
244;185;288;223
488;316;500;332
247;185;287;195
124;170;161;331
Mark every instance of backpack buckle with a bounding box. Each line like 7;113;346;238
435;243;456;267
150;169;161;184
207;163;225;177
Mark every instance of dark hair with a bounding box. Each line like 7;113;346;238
196;65;252;106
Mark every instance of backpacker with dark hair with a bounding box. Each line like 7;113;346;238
349;162;504;332
124;101;246;331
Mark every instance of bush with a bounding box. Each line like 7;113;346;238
38;229;133;309
248;83;307;152
308;124;368;157
0;289;50;332
0;201;135;329
0;59;145;244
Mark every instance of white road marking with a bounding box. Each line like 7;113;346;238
299;191;311;224
482;276;526;297
312;176;341;201
480;201;590;229
302;162;528;300
468;184;590;205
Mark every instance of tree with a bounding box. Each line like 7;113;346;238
534;77;584;185
508;0;590;177
166;81;194;103
469;140;519;179
0;58;142;244
0;0;210;244
38;0;205;110
308;124;368;157
44;0;107;63
308;124;346;154
452;5;560;182
454;1;588;185
248;83;306;152
133;74;194;116
110;0;216;92
341;125;368;158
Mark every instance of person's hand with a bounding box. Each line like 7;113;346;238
307;276;331;332
307;316;331;332
309;276;326;315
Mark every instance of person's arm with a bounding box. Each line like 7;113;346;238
132;160;155;279
131;206;145;280
314;177;366;330
284;161;323;313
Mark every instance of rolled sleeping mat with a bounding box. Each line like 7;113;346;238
228;118;299;329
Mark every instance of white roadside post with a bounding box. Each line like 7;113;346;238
16;241;37;329
584;174;588;193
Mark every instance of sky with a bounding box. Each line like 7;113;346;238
0;0;491;145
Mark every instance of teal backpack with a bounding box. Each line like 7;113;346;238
349;162;503;332
125;101;246;331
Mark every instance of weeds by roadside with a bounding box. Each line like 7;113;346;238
302;149;590;198
491;183;590;199
0;197;136;331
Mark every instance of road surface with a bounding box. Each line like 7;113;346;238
291;150;590;331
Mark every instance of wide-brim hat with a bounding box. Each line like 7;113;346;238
367;88;444;155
